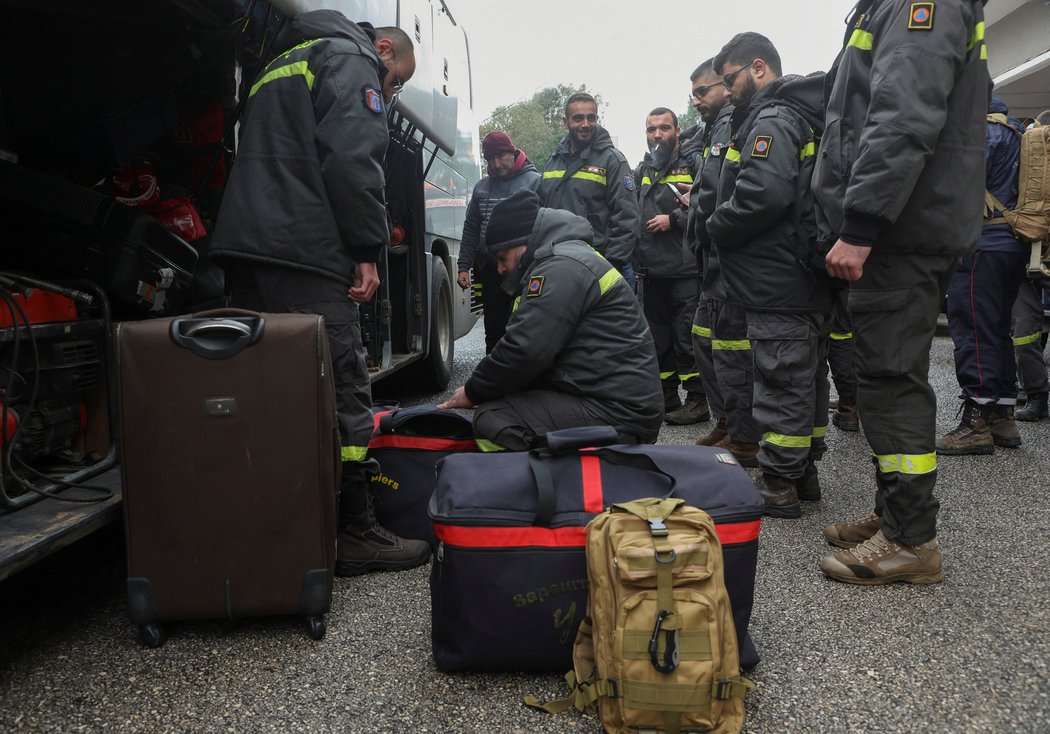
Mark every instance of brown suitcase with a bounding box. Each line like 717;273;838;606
116;309;339;647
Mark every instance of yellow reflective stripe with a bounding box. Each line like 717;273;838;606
763;432;811;448
980;44;987;61
341;446;368;462
660;371;676;380
830;331;854;341
848;29;873;51
1013;332;1042;347
712;339;750;351
598;267;623;295
250;60;315;97
641;176;653;186
476;438;506;452
703;146;711;158
571;170;607;185
968;21;985;51
875;453;937;475
512;296;521;312
812;425;828;439
725;148;741;163
679;372;699;381
800;142;816;161
658;174;693;184
692;324;712;338
543;170;565;179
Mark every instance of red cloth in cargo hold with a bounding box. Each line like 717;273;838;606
368;405;479;548
429;443;763;672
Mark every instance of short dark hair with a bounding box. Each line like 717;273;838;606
564;92;597;116
1037;110;1050;126
374;26;414;57
713;32;782;77
690;58;716;83
647;107;678;127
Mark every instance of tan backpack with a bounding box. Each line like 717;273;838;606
985;114;1050;275
527;498;754;734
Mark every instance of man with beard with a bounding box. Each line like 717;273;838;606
540;92;639;285
634;107;709;425
456;131;541;353
438;189;662;450
685;58;761;466
707;33;832;518
814;0;991;585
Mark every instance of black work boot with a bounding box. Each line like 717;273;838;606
696;418;728;446
665;393;711;425
831;404;860;431
755;473;802;519
1016;391;1048;422
795;461;821;502
987;404;1022;448
936;400;994;455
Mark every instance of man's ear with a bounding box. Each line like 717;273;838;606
374;37;393;57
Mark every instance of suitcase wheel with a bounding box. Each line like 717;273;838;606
305;615;326;641
138;624;166;649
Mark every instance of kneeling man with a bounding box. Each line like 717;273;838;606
439;189;662;449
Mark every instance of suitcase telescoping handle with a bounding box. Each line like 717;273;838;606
169;309;265;360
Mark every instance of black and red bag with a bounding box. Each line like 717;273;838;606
368;405;479;546
429;427;763;672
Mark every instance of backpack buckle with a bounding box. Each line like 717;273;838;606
648;610;680;673
647;518;669;536
713;679;734;700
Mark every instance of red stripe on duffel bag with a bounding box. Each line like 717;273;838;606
580;455;604;513
368;435;479;451
715;520;762;545
433;524;587;548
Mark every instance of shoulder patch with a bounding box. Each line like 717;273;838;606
751;135;772;159
908;2;934;30
526;275;545;297
624;175;636;191
362;85;384;114
582;165;607;177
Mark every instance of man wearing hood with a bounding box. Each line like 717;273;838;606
456;131;541;353
634;107;709;426
707;33;832;519
438;189;662;450
540;92;639;283
211;11;429;576
813;0;990;585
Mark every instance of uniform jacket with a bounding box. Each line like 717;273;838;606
679;124;706;175
812;0;991;255
540;127;639;269
464;208;663;442
707;75;831;313
982;96;1026;253
457;152;541;274
212;11;388;283
634;145;697;278
684;104;734;299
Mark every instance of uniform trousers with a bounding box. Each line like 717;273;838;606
692;296;759;441
644;276;704;406
477;258;515;354
849;251;955;546
828;284;857;405
1011;278;1049;394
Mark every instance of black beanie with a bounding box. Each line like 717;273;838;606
485;189;540;253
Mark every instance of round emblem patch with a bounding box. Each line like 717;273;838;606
363;86;384;114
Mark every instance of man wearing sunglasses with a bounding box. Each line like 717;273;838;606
213;12;429;576
540;92;639;284
685;58;762;466
706;33;832;519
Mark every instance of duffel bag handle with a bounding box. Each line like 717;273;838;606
543;426;619;453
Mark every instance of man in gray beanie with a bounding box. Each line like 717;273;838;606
439;189;663;449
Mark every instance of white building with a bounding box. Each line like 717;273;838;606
987;0;1050;120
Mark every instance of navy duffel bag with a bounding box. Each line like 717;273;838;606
429;427;763;672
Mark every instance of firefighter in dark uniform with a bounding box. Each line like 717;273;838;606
814;0;991;585
708;33;832;518
211;11;430;575
685;58;761;465
635;107;709;425
438;189;663;450
540;92;639;283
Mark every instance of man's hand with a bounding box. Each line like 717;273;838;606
825;239;872;282
348;262;380;302
646;214;671;233
437;386;475;410
456;271;471;290
677;182;691;208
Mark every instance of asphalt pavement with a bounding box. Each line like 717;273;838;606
1;322;1048;733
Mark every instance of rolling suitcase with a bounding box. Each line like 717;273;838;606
429;427;763;672
116;309;339;647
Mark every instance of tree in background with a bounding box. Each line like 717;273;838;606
678;103;701;133
480;84;604;171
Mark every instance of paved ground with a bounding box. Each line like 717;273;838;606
1;323;1048;733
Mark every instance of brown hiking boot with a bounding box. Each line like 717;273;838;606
824;511;881;549
795;462;821;501
696;418;728;446
820;530;943;585
936;400;994;455
713;435;759;467
1016;391;1048;421
665;396;711;425
831;404;860;431
337;500;431;576
755;473;801;519
987;405;1022;448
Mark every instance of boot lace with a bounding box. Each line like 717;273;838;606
848;531;896;561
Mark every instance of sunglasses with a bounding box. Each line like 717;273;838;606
691;84;718;100
390;48;405;97
721;60;755;89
